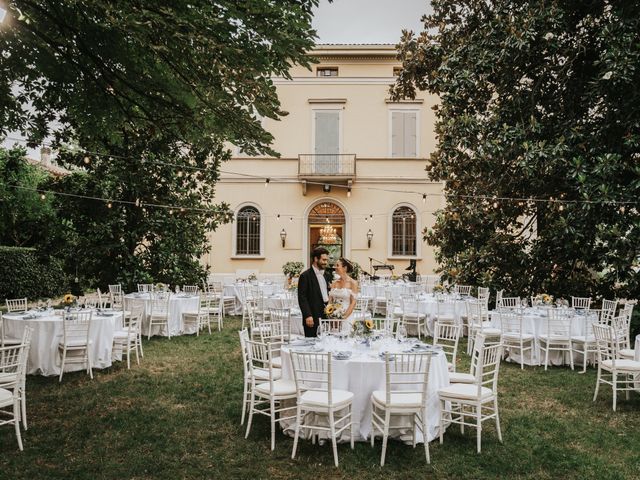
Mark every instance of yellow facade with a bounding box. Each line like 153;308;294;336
206;44;443;276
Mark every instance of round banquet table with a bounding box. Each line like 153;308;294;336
279;337;450;443
3;309;123;376
123;293;199;337
489;307;596;366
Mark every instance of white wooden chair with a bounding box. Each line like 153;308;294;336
570;312;600;372
498;297;520;310
211;281;236;316
5;298;27;313
290;351;355;467
1;312;21;347
454;285;473;296
182;294;211;335
477;287;490;302
137;283;154;293
182;285;199;294
372;284;388;317
245;339;297;450
593;323;640;411
613;312;634;360
499;310;535;369
539;309;574;370
147;293;170;339
112;305;144;368
599;299;618;324
108;284;122;296
466;299;500;355
58;311;93;382
0;327;33;451
399;294;428;340
438;335;503;453
370;352;434;466
268;308;295;342
571;296;591;310
433;321;461;372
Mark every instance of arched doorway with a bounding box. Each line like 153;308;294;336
307;201;346;266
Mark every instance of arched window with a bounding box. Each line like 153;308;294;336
236;206;261;255
391;206;417;256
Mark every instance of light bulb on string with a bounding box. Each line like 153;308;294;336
422;194;427;204
40;193;46;201
169;209;174;215
277;214;280;220
558;204;564;211
347;187;351;198
83;156;91;164
265;178;270;188
107;201;113;209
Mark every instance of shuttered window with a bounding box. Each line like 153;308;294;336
391;111;417;158
392;206;417;256
236;206;261;255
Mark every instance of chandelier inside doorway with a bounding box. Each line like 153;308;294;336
319;220;338;244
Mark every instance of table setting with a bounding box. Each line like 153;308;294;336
279;333;449;444
3;307;123;376
123;291;199;336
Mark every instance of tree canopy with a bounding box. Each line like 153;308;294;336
392;0;640;300
0;1;323;289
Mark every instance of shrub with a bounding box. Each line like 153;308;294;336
0;246;68;301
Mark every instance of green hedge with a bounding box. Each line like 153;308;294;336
0;246;68;301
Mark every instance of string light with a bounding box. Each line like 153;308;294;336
422;194;427;204
83;156;91;164
265;178;270;187
40;193;45;200
347;187;351;198
107;201;112;208
6;135;637;209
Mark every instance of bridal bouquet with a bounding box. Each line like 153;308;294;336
324;302;345;320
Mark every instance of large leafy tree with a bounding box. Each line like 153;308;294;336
392;1;640;301
0;1;322;288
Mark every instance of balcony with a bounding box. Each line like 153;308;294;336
298;154;357;181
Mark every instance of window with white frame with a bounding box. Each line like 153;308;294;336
390;110;418;158
391;206;417;256
235;206;261;255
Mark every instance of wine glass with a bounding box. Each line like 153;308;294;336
317;322;326;342
397;324;407;343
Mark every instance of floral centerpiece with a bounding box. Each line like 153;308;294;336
534;293;553;305
282;261;304;279
63;293;76;307
352;318;375;338
432;284;445;293
155;282;168;292
247;273;257;282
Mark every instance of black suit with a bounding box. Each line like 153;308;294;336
297;267;332;337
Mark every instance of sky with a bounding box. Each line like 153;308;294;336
312;0;430;44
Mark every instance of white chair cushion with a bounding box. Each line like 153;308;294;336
58;339;92;348
539;334;570;342
270;357;282;368
113;330;134;339
448;372;476;384
0;387;14;407
601;359;640;371
570;335;596;343
618;349;635;359
0;372;18;387
255;379;297;396
439;383;493;401
300;389;354;407
253;367;281;380
502;333;535;341
371;390;422;408
479;328;502;336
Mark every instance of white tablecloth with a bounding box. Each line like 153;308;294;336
124;293;199;337
279;338;449;443
3;309;123;376
489;308;595;366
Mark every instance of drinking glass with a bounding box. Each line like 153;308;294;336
397;324;407;342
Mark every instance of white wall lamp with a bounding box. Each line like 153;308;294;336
367;229;373;248
280;228;287;248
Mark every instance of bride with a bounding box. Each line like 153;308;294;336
328;257;359;334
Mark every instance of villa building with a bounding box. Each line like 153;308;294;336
206;44;443;277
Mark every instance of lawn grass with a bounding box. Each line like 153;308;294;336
2;316;640;479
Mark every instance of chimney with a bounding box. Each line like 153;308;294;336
40;147;52;165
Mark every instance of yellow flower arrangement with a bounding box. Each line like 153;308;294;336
63;293;75;305
364;319;374;330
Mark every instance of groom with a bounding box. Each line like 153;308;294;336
297;247;332;337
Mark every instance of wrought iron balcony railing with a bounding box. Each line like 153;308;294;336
298;154;356;178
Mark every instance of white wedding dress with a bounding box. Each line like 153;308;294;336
329;287;356;334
